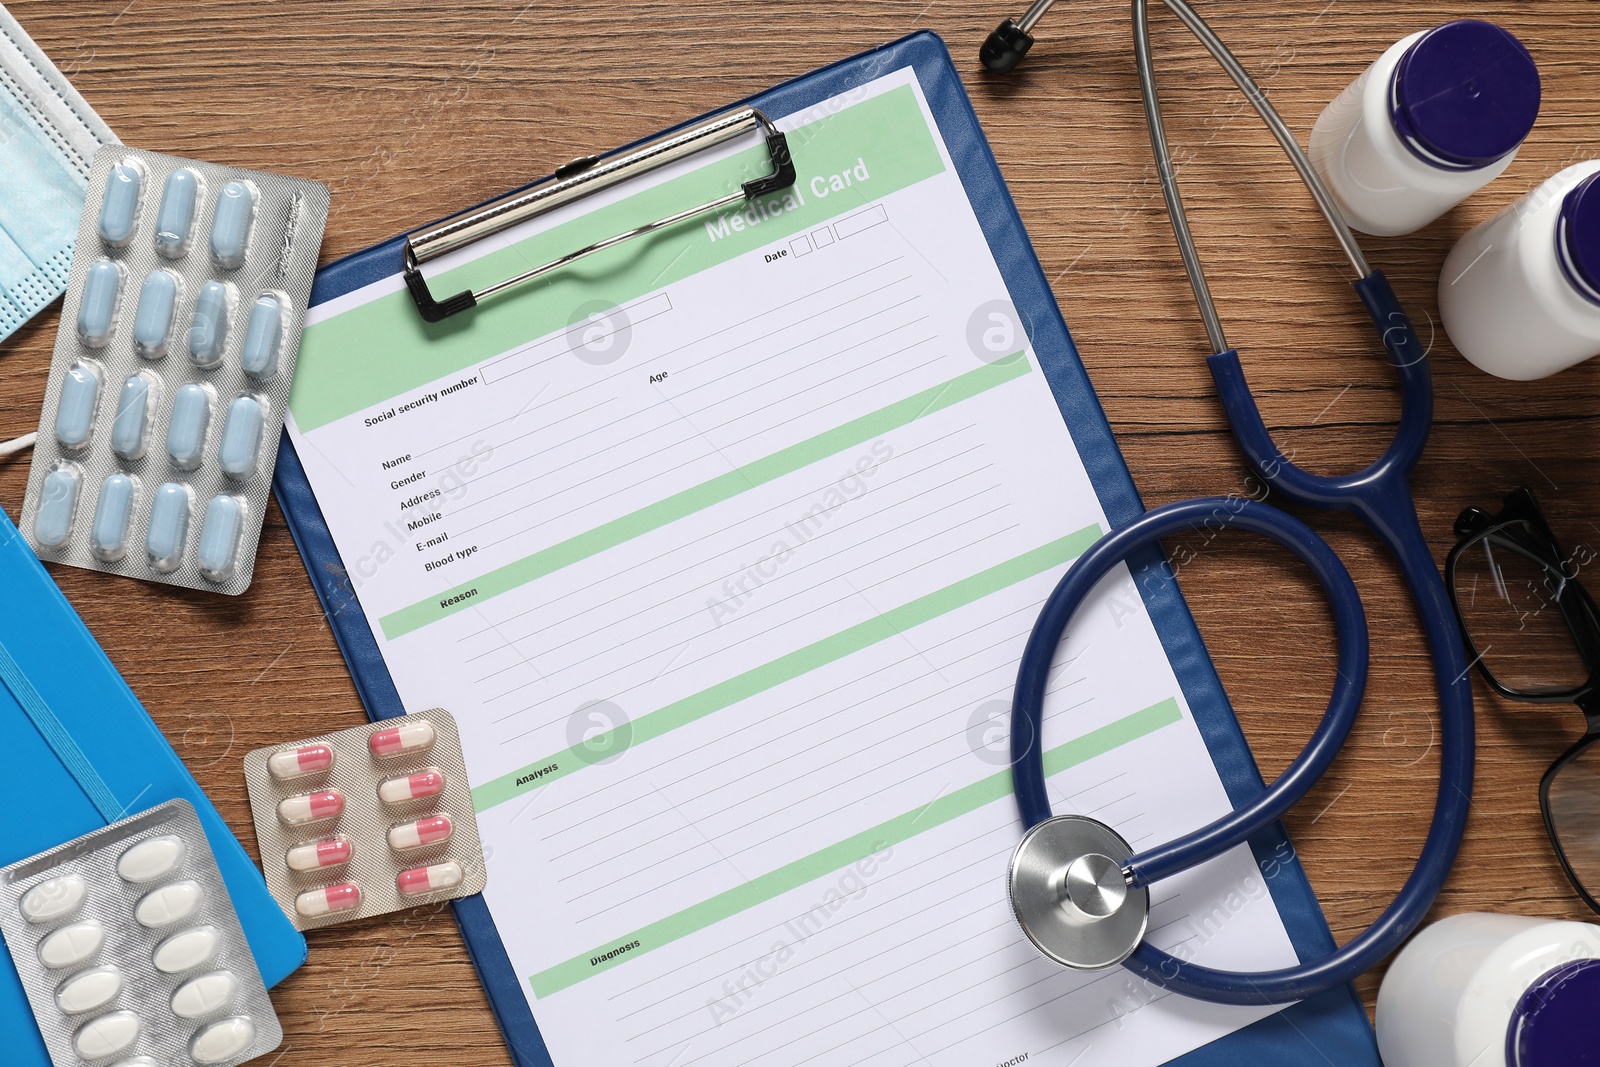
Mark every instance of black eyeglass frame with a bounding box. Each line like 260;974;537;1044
1446;487;1600;914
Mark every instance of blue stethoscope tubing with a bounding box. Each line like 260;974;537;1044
1004;0;1477;1006
1012;277;1475;1004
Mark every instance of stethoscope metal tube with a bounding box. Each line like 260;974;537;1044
1015;0;1058;34
991;0;1477;1005
1134;0;1371;277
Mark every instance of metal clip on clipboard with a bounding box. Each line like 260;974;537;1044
401;108;796;322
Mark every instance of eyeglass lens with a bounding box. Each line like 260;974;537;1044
1451;521;1591;695
1547;738;1600;904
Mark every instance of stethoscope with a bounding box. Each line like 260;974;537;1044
984;0;1476;1004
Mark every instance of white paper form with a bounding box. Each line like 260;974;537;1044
287;67;1302;1066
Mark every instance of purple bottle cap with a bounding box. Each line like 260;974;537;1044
1506;958;1600;1066
1390;20;1541;169
1558;173;1600;306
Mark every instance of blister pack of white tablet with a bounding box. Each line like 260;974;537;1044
19;144;329;593
0;799;282;1067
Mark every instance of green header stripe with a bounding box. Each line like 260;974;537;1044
471;520;1101;814
380;353;1032;638
290;83;947;432
527;697;1183;997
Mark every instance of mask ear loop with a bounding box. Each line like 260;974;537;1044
0;431;36;457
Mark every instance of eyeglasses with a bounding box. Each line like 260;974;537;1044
1446;487;1600;913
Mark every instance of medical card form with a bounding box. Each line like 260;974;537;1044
288;68;1302;1066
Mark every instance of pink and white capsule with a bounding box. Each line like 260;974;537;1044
388;814;453;852
277;789;344;827
294;882;362;918
285;836;353;872
397;860;464;896
267;743;335;780
368;719;436;759
378;768;445;805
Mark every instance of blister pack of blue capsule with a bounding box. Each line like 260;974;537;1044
19;145;329;594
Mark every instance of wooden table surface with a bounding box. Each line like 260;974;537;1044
4;1;1597;1063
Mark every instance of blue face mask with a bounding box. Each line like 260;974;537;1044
0;8;115;343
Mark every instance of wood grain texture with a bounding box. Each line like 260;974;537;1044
2;1;1597;1061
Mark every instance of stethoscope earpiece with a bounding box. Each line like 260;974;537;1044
980;18;1035;73
981;0;1057;72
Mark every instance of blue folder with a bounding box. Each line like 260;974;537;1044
272;30;1380;1067
0;508;307;1067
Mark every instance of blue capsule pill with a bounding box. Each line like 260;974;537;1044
34;468;80;548
54;363;101;449
111;374;153;459
189;280;229;367
98;163;142;247
134;270;179;357
167;383;211;468
241;295;282;378
155;169;199;258
92;474;136;560
197;494;244;582
146;482;191;571
210;180;255;269
77;259;122;347
219;395;264;479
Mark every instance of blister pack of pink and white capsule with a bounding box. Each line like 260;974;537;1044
242;709;486;930
19;144;329;594
0;799;282;1067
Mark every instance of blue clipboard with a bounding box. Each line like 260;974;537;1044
0;508;308;1067
272;30;1380;1067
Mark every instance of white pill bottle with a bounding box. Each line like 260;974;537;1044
1439;161;1600;379
1309;20;1541;236
1376;912;1600;1067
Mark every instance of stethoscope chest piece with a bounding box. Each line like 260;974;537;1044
1008;815;1148;970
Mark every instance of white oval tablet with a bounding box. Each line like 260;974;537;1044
56;966;123;1015
190;1016;256;1064
73;1010;140;1059
116;835;186;883
171;970;238;1019
134;880;203;927
153;924;221;973
39;920;105;969
21;874;86;923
